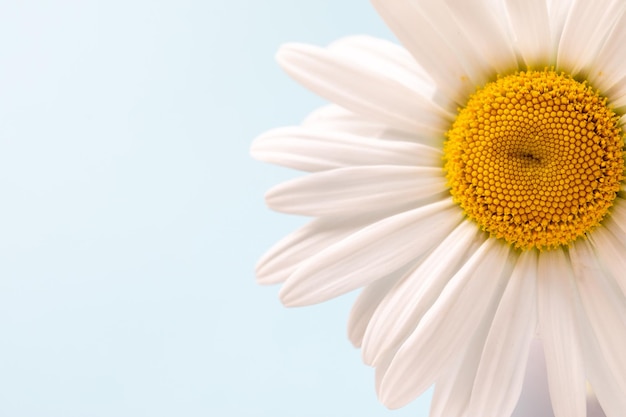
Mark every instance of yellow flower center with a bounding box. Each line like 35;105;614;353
444;70;624;250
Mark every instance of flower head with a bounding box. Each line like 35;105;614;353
252;1;626;416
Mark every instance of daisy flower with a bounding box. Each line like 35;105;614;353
251;1;626;416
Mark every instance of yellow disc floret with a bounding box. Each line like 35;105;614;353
444;70;624;250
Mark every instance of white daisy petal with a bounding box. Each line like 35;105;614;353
606;80;626;110
504;0;552;67
443;0;518;73
430;361;465;417
374;348;396;395
585;10;626;95
467;250;538;417
429;308;496;417
279;199;463;307
301;104;436;145
575;300;626;417
327;36;435;100
588;227;626;299
277;42;451;135
302;104;391;136
604;198;626;237
256;216;364;285
557;0;626;76
361;220;483;366
572;237;626;319
570;240;626;390
370;0;486;107
547;0;575;50
430;358;472;417
251;127;443;172
378;239;512;409
257;204;428;286
347;266;409;348
537;250;586;417
265;166;447;217
429;253;526;417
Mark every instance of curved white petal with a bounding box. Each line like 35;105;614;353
251;127;443;172
347;266;409;348
378;239;512;409
588;226;626;299
280;199;463;306
429;248;524;417
584;8;626;96
537;249;586;417
301;104;440;146
370;0;489;108
604;198;626;237
265;166;447;217
572;237;626;321
429;306;496;417
443;0;518;73
327;35;435;99
575;298;626;417
277;42;451;135
265;165;448;216
374;348;396;395
361;220;483;366
557;0;626;76
256;215;369;285
570;240;626;392
467;250;538;417
606;80;626;110
547;0;575;51
302;104;391;136
430;357;471;417
504;0;552;67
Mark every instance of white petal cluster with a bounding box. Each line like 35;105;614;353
253;1;626;416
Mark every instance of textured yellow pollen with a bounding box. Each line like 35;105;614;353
444;70;624;250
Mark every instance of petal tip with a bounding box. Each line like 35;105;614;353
275;42;313;65
376;385;405;410
278;282;302;307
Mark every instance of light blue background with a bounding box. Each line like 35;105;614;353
0;1;433;416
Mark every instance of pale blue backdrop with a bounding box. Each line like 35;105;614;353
0;1;433;416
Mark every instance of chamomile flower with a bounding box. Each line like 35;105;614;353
252;1;626;416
